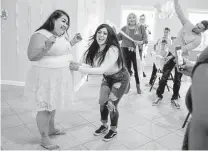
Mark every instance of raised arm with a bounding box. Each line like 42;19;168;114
154;39;159;51
78;47;119;74
68;33;82;47
174;0;188;25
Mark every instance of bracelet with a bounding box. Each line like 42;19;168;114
70;40;75;47
42;44;50;52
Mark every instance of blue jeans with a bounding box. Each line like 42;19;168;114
99;68;130;128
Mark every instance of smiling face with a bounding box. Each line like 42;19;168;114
127;13;137;26
53;14;69;36
163;29;170;38
139;16;145;25
192;22;205;34
161;42;168;50
96;27;108;46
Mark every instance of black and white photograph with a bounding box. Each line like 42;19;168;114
1;0;208;150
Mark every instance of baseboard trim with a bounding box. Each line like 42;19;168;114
1;80;25;86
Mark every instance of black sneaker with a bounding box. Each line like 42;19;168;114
103;129;117;141
94;125;108;136
152;97;162;106
171;99;180;109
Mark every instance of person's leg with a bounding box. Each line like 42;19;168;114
172;67;183;99
36;111;59;150
123;48;131;94
94;79;111;136
122;48;132;76
139;47;146;77
153;59;175;105
171;67;183;109
149;63;157;85
48;110;66;136
103;69;130;141
131;51;141;94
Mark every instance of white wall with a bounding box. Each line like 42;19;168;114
1;0;105;84
105;0;208;38
104;0;208;65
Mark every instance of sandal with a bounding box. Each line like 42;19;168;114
40;144;60;150
49;129;66;136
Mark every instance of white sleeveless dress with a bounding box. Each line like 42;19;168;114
24;29;75;112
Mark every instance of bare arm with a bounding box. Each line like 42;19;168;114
174;0;188;25
27;34;49;61
117;26;126;41
182;38;201;53
189;64;208;149
154;39;159;51
141;25;148;44
78;47;119;74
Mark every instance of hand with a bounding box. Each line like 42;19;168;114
178;58;195;77
71;33;82;45
143;50;147;58
107;101;115;112
45;36;56;50
134;41;143;46
69;61;80;71
151;51;156;56
70;61;81;66
181;46;190;56
112;26;117;33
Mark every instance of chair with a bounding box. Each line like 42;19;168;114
182;112;191;128
149;69;181;98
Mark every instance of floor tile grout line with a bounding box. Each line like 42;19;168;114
132;123;173;141
115;128;154;150
1;81;187;150
131;140;167;150
73;109;95;124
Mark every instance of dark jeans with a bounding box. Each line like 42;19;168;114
122;47;142;84
99;68;130;128
149;63;157;85
156;56;183;99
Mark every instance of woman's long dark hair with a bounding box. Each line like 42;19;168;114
84;24;124;68
36;10;70;33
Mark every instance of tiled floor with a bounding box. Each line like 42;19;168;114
1;69;191;150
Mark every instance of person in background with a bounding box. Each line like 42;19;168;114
117;13;148;94
139;14;151;77
146;27;172;87
153;0;208;109
179;46;208;150
24;10;81;150
69;24;130;141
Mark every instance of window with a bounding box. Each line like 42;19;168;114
188;10;208;50
121;6;155;40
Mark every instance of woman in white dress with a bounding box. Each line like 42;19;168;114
24;10;81;150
